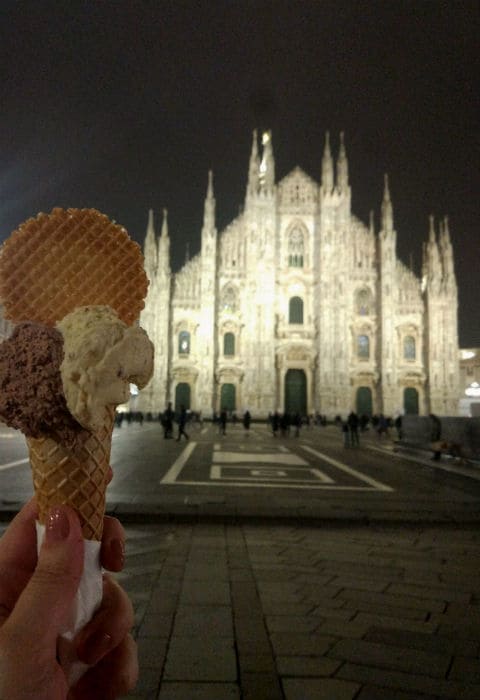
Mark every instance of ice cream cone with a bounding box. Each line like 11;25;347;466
27;407;115;540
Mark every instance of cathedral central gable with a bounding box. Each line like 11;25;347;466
277;167;318;212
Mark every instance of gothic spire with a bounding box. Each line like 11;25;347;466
381;174;394;232
143;208;157;278
259;130;275;192
321;131;334;192
157;207;171;275
161;207;168;238
369;210;375;235
246;129;260;197
203;169;216;230
336;131;349;191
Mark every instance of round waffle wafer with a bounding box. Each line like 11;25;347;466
0;207;148;326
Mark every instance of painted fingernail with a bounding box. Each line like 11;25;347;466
46;506;70;543
111;538;126;567
79;631;113;665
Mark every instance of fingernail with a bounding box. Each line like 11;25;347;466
79;631;113;665
111;538;125;567
46;506;70;543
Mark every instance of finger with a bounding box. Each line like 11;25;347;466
70;634;138;700
100;516;125;572
75;575;134;665
3;505;83;647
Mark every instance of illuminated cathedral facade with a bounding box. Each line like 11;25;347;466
139;131;460;418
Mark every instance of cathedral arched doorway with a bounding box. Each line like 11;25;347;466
356;387;373;417
220;383;236;412
284;369;307;416
175;382;191;412
404;387;419;415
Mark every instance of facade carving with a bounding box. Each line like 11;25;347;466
139;131;460;417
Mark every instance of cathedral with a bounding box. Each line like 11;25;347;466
138;131;460;419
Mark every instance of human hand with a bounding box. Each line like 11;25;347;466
0;498;138;699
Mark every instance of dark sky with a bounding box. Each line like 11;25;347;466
1;1;478;346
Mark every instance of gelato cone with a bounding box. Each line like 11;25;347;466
0;207;154;685
27;406;115;541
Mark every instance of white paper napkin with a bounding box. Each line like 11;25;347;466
36;521;103;685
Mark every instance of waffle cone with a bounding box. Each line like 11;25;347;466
0;207;148;327
27;407;115;541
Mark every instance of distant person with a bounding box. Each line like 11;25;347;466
243;410;251;434
293;412;302;438
271;411;280;437
219;408;227;435
347;411;360;446
176;404;189;441
342;420;351;447
429;413;442;461
377;414;389;439
163;401;174;439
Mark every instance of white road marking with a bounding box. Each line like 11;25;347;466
300;445;394;492
170;480;385;491
211;464;334;484
160;442;197;483
0;458;30;472
213;451;308;465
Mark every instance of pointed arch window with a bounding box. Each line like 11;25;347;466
224;332;235;356
178;330;190;355
289;297;304;324
221;285;237;313
355;288;373;315
288;227;304;267
357;334;370;359
404;335;416;360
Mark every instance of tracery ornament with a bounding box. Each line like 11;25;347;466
288;226;305;267
221;285;237;313
355;287;373;316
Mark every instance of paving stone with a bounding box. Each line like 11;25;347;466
316;618;371;639
138;613;173;638
157;681;240;699
337;588;446;614
276;655;341;676
336;662;480;700
137;637;169;669
238;652;276;673
386;581;472;604
448;655;480;683
356;684;439;699
351;612;437;634
328;638;451;677
241;672;283;700
173;605;233;637
364;626;480;657
282;677;360;700
265;614;318;634
163;636;237;681
269;632;336;656
180;578;231;605
131;667;162;695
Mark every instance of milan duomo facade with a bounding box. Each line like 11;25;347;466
138;131;460;419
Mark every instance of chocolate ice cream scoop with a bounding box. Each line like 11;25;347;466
0;322;84;444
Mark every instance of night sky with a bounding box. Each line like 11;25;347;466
1;1;478;346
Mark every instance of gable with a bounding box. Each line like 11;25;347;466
277;167;318;210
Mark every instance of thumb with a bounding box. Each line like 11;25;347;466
5;505;84;649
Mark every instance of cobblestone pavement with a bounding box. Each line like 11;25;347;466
113;521;480;700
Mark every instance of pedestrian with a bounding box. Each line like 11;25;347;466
271;411;279;437
377;414;389;439
347;411;360;446
342;420;351;447
219;408;227;436
163;401;174;439
429;413;442;461
243;410;251;434
176;404;189;441
293;412;301;437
